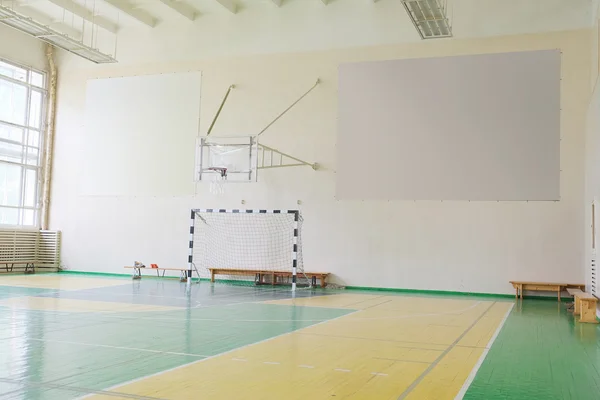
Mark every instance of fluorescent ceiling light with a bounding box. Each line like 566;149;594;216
402;0;452;39
0;5;117;64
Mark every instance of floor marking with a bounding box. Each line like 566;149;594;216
297;332;453;349
263;361;280;365
361;298;393;310
455;345;488;349
0;377;165;400
453;303;515;400
25;338;209;358
298;364;315;369
349;301;482;320
371;372;389;377
396;301;496;400
335;368;351;373
343;295;388;308
231;358;247;362
1;306;335;324
77;309;361;400
374;357;432;364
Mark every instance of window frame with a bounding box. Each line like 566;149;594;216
0;57;47;228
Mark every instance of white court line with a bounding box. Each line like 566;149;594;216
76;310;361;400
453;303;514;400
263;361;280;365
371;372;388;377
335;368;351;373
26;338;209;358
298;365;315;369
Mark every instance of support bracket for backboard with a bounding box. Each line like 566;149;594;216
257;79;320;137
258;143;318;170
207;84;235;136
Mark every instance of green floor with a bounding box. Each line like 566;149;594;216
0;274;599;399
465;299;600;400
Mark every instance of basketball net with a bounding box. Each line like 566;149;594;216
208;167;227;195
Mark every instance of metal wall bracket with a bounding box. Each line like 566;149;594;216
258;144;318;171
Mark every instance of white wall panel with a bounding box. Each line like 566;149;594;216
80;72;201;196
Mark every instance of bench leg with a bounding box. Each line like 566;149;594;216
519;284;523;300
558;288;561;302
132;267;141;280
580;300;599;323
320;275;326;288
210;270;215;283
25;263;34;274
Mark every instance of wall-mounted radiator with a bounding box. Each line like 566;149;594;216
592;255;597;298
0;229;61;272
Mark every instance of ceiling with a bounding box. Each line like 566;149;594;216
1;0;595;64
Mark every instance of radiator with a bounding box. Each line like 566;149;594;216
0;229;61;270
592;255;597;297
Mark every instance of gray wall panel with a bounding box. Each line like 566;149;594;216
336;50;561;201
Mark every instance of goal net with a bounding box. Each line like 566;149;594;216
189;209;311;290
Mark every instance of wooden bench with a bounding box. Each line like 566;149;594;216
509;281;585;301
567;288;599;323
124;266;189;281
208;268;329;288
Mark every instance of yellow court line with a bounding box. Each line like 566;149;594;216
0;275;130;290
0;296;179;313
87;296;513;400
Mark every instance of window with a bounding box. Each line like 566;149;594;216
0;59;46;227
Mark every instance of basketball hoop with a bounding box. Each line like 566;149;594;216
208;167;227;195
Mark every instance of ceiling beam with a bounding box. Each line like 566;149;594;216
103;0;156;27
158;0;198;21
214;0;237;14
321;0;328;4
12;5;82;39
47;0;118;34
271;0;283;6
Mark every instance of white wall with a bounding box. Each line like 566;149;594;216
0;25;47;70
586;5;600;302
51;29;591;294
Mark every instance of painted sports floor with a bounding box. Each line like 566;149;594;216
0;274;599;399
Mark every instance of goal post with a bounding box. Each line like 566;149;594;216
188;209;309;290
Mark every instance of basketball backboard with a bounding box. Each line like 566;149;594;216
195;136;258;183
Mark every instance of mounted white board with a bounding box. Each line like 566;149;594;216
80;72;202;196
336;50;561;201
